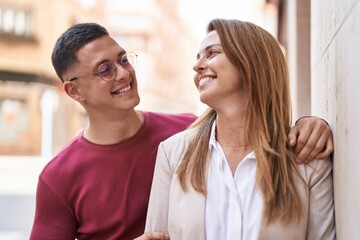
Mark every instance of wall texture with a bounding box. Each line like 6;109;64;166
311;0;360;238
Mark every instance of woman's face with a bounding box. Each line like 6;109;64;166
193;31;247;112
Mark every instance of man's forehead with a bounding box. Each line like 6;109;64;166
76;36;125;63
80;35;119;52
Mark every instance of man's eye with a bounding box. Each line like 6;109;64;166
98;64;111;75
120;57;129;65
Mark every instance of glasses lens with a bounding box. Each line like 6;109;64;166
98;62;116;81
120;52;137;71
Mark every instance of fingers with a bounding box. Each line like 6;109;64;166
293;116;333;163
296;127;326;163
134;232;170;240
316;136;334;159
293;120;312;157
287;124;300;148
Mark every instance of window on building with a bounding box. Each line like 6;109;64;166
0;6;32;37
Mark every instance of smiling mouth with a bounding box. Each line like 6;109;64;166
199;77;215;87
111;84;132;95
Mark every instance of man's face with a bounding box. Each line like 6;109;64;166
63;35;140;116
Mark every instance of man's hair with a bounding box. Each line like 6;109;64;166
51;23;109;82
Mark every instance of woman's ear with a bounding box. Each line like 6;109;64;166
63;81;84;102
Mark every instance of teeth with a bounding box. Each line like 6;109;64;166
199;77;214;86
113;85;131;94
119;85;131;93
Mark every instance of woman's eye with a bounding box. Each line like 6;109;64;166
208;49;220;58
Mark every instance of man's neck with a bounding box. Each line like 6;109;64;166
83;110;144;145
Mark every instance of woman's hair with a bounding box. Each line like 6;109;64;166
177;18;303;224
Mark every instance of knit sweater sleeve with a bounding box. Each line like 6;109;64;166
30;176;77;240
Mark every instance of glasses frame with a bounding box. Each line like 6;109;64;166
69;52;137;82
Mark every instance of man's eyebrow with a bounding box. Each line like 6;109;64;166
93;50;126;68
196;44;222;59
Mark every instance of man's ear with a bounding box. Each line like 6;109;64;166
63;81;84;102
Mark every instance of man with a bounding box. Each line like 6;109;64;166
30;23;333;240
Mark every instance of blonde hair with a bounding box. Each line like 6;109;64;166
177;18;303;224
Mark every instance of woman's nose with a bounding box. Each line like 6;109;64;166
193;58;207;73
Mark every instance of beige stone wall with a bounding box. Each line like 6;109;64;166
286;0;311;120
311;0;360;238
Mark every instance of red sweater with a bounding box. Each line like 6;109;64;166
30;112;196;240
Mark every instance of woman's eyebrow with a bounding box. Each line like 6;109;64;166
205;43;222;51
196;44;222;59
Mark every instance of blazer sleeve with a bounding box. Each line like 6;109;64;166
145;141;173;234
306;158;336;240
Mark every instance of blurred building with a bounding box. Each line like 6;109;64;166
0;0;200;157
0;0;107;156
104;0;200;114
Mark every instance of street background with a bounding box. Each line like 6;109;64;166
0;0;273;238
1;0;359;239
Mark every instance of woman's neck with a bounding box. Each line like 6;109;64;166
215;115;250;149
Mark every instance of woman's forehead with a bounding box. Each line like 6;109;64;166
198;31;221;52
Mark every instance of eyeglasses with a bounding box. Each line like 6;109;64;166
69;52;137;82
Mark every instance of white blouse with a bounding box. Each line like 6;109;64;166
205;122;263;240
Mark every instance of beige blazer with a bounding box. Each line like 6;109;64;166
145;129;335;240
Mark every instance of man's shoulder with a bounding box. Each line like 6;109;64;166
144;111;197;123
140;111;196;141
40;134;84;176
143;111;196;129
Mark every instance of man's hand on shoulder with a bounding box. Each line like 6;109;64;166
288;116;334;164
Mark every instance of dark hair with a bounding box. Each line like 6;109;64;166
51;23;109;82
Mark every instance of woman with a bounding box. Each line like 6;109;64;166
142;19;335;240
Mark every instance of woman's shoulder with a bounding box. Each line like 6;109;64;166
158;128;198;163
162;127;198;145
296;158;333;185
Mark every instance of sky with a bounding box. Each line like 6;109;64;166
77;0;267;43
178;0;260;42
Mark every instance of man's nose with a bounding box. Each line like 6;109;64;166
113;63;129;81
